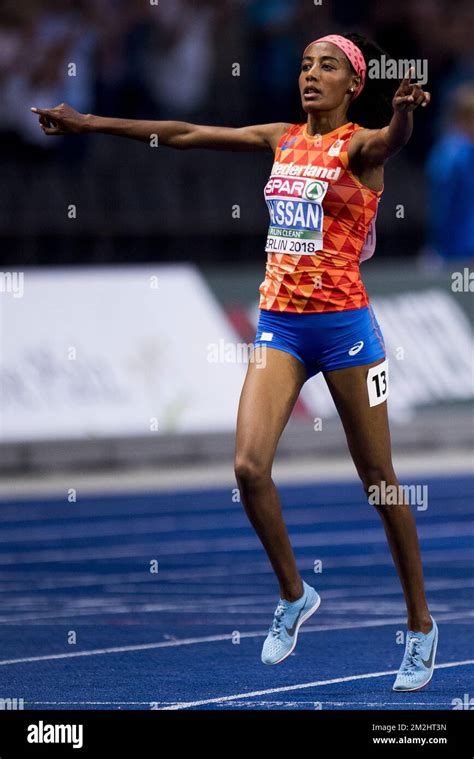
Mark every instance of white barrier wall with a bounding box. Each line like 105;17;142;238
1;267;472;446
0;265;246;442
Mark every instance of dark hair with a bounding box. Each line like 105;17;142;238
343;32;399;129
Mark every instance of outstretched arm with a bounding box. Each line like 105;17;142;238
349;67;431;167
30;103;291;153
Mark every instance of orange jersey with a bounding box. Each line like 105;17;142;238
259;122;383;313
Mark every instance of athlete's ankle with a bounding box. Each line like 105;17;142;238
408;615;433;634
280;580;304;603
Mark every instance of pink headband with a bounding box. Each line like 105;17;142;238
304;34;367;99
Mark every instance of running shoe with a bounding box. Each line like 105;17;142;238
261;580;321;665
392;616;438;691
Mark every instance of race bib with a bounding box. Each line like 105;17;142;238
264;177;328;256
367;359;389;407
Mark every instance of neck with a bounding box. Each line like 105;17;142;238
306;111;350;136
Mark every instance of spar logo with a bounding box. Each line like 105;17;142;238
265;176;328;203
304;181;327;202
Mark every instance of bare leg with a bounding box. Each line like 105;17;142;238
324;359;432;633
234;346;307;601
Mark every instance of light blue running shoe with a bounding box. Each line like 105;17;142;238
392;616;438;691
261;580;321;665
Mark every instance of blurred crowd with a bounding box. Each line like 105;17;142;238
1;0;472;145
1;0;473;263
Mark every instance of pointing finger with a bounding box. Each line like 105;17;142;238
401;66;414;85
31;107;51;116
31;107;61;118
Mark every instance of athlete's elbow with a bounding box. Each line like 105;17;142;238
165;134;190;150
163;123;195;150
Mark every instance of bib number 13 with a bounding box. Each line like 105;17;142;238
367;359;389;407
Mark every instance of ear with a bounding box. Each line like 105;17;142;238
349;75;361;94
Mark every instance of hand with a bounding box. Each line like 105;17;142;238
30;103;89;135
392;67;431;113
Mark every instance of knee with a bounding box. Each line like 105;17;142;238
234;455;270;487
359;465;397;501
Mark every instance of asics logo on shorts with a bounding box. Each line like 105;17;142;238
348;340;364;355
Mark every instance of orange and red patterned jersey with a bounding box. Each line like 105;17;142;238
259;122;383;313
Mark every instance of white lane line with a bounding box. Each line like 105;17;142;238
0;633;230;666
162;660;474;711
22;699;455;707
0;611;472;667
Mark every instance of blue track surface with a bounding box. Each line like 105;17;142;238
0;475;472;710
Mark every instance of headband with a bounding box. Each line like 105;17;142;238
304;34;367;99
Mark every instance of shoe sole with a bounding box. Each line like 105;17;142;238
263;592;321;666
392;624;438;692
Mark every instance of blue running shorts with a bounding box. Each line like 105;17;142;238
253;304;386;379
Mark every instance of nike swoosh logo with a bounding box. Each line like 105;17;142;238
421;637;436;668
284;599;308;637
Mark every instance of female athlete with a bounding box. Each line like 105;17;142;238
32;32;436;692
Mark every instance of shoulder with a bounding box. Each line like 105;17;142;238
347;125;377;156
270;122;298;149
345;125;385;193
347;123;393;173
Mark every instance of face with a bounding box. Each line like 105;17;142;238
299;42;359;113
